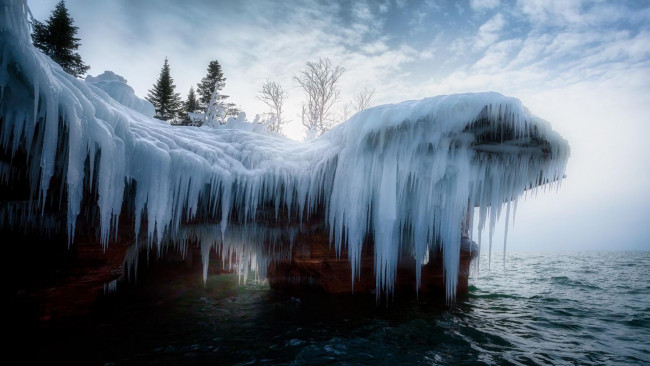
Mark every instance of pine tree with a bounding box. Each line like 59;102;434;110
31;0;89;77
181;87;199;125
146;58;182;122
31;19;49;51
224;102;241;119
196;60;228;111
185;86;199;113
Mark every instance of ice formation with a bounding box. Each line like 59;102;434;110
85;71;155;117
0;0;569;300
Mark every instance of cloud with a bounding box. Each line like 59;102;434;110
514;0;649;30
473;38;523;71
31;0;650;140
408;9;428;35
361;39;390;55
469;0;500;12
516;0;585;27
473;13;506;51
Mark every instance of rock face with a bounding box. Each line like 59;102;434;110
8;226;476;321
6;227;133;321
268;230;477;295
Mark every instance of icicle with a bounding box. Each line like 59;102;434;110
503;200;511;265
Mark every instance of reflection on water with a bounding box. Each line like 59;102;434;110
26;252;650;365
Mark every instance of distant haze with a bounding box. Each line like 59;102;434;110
28;0;650;251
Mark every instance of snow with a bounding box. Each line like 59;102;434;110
0;0;569;300
85;71;155;117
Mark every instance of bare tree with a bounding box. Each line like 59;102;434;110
352;87;375;112
257;80;288;133
339;103;352;123
293;58;345;138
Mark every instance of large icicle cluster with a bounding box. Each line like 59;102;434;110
0;0;568;300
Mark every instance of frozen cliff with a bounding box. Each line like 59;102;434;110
0;0;569;301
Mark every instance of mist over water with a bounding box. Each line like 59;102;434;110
29;251;650;365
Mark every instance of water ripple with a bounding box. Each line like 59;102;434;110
29;251;650;365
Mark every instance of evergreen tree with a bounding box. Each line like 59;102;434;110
196;60;228;111
181;87;199;125
31;19;49;51
224;102;241;119
146;58;182;122
31;0;89;77
185;86;199;113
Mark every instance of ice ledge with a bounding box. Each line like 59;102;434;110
0;0;568;301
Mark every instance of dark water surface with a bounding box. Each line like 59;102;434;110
30;252;650;365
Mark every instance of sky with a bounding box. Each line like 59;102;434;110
28;0;650;251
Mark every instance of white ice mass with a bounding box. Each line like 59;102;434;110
85;71;155;118
0;0;569;300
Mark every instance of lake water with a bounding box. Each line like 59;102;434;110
29;251;650;365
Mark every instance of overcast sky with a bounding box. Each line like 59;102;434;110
29;0;650;251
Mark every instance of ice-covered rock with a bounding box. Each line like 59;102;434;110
0;0;569;301
85;71;155;117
